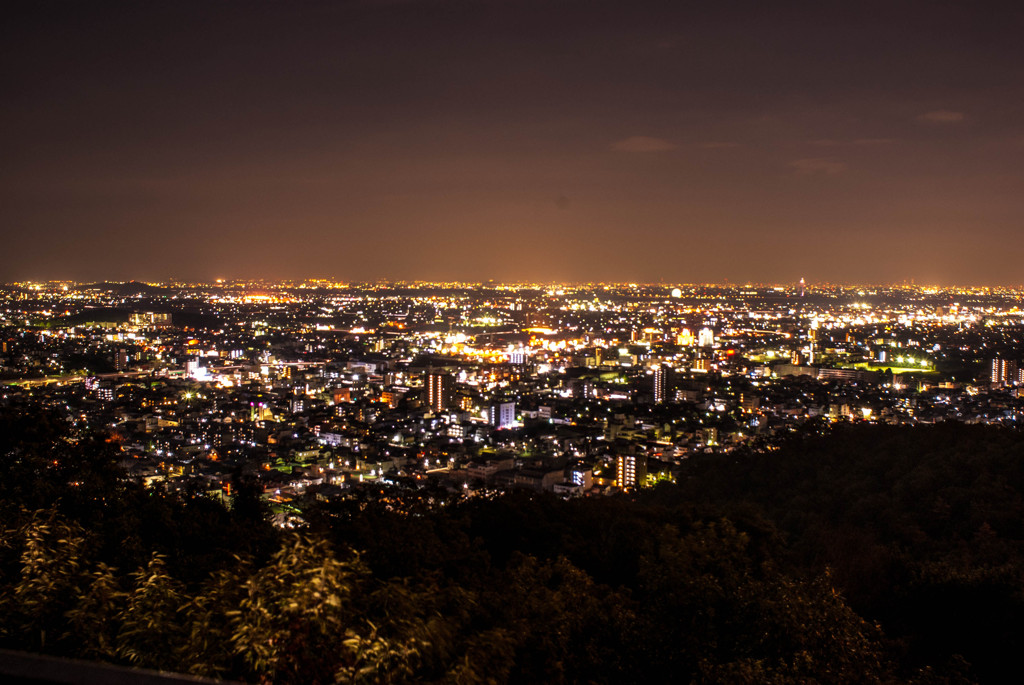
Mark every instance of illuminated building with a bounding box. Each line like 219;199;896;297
616;453;646;489
571;466;593;489
489;401;516;428
653;365;671;403
701;427;719;446
698;327;715;347
129;311;171;327
427;371;453;412
808;323;819;365
991;358;1019;384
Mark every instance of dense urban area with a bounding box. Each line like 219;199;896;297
4;279;1024;683
2;280;1023;521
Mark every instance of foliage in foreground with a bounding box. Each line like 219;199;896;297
0;509;892;684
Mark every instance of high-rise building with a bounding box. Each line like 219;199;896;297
427;371;453;412
114;348;128;372
616;453;647;489
808;323;819;365
991;358;1019;384
653;365;672;403
488;401;516;429
698;327;715;347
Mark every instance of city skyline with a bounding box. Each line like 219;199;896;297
3;1;1023;284
5;278;1024;291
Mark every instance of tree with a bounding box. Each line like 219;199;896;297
0;512;90;653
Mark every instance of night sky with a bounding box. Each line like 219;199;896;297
2;1;1022;284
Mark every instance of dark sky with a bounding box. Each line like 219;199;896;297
2;0;1022;284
